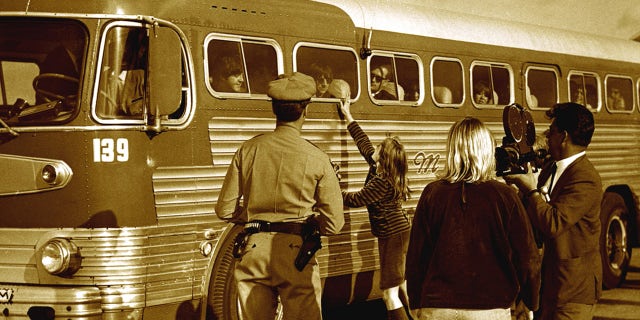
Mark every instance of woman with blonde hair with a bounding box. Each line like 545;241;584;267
406;117;540;320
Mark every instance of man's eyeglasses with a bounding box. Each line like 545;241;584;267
371;74;384;83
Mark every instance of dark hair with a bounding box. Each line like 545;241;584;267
213;55;243;78
546;102;594;146
123;28;148;69
473;81;491;95
272;100;309;122
309;62;333;81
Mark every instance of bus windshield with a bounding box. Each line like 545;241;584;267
0;18;87;125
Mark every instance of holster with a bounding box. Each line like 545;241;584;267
232;229;250;259
294;217;322;271
232;221;261;259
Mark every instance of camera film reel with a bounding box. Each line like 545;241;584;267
502;103;535;151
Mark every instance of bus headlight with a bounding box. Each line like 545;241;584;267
41;163;71;186
41;238;81;276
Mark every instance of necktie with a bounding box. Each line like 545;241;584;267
548;162;558;192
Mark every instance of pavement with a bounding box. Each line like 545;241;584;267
594;249;640;320
325;249;640;320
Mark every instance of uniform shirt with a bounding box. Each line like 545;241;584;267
215;122;344;236
342;121;411;238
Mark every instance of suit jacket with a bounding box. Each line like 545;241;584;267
526;155;602;307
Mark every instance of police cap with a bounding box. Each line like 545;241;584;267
268;72;316;101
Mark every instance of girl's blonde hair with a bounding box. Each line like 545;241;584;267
442;117;496;183
377;135;410;201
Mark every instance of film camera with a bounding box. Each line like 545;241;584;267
495;103;547;176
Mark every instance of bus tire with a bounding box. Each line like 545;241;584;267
600;192;632;289
207;224;242;320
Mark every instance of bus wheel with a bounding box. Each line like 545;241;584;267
205;225;285;320
600;192;632;289
207;225;241;320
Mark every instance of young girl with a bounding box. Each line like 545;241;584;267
339;99;412;320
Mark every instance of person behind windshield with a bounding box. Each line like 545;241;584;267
36;40;83;105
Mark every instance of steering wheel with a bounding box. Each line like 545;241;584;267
32;73;79;103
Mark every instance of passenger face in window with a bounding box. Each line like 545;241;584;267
211;55;246;93
370;66;386;93
224;72;245;93
371;65;398;100
608;88;626;110
573;88;585;105
473;81;492;104
309;63;333;98
570;81;587;105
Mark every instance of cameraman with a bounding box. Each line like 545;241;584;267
504;102;602;320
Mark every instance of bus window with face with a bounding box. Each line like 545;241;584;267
569;72;600;111
395;56;421;102
0;19;86;124
605;75;633;112
205;35;280;97
294;44;359;100
96;26;149;120
431;57;464;107
471;62;513;108
367;53;421;105
525;66;559;109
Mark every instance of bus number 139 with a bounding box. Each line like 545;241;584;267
93;138;129;162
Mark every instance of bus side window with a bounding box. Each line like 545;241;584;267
205;35;280;97
525;66;559;109
605;75;633;112
366;52;421;105
295;44;359;100
395;56;420;102
431;57;464;107
471;62;513;108
96;26;149;120
569;72;600;111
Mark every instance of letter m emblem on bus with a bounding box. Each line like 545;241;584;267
0;288;14;303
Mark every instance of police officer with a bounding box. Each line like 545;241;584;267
215;72;344;320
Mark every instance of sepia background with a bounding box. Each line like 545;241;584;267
346;0;640;40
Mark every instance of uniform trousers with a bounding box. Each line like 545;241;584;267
234;232;322;320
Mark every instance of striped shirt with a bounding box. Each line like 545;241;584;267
342;121;410;238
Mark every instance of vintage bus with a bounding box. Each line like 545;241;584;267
0;0;639;318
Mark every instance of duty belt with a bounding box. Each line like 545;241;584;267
232;218;323;272
233;220;305;259
243;220;305;235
